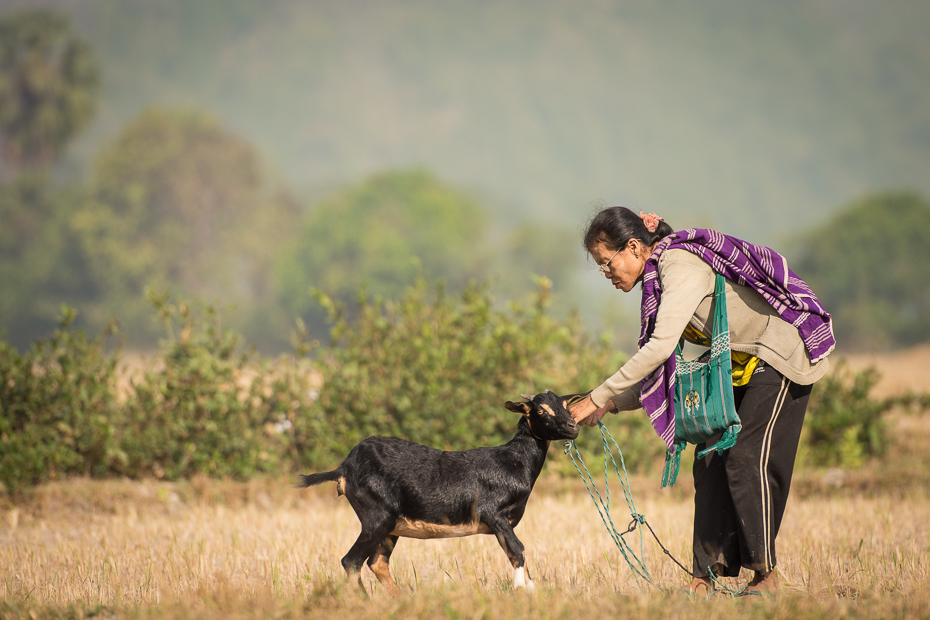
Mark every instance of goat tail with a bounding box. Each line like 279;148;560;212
295;470;341;488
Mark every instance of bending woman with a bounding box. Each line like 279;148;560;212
568;207;834;595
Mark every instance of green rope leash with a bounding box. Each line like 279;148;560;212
567;420;758;597
708;565;749;597
563;420;655;587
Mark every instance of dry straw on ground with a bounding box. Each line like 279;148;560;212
3;464;930;619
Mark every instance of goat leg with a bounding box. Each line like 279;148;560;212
341;518;396;593
485;516;535;591
367;535;400;595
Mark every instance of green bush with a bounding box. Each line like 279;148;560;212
0;307;123;494
294;277;649;471
13;289;926;488
13;291;927;493
116;291;300;480
0;278;673;491
802;360;929;468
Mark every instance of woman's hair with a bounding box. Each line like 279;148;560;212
583;206;674;253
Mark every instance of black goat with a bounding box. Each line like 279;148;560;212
297;390;580;593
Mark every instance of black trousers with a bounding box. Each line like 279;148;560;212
691;361;812;578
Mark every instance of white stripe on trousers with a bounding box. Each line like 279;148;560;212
758;377;791;572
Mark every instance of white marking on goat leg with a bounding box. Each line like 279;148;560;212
513;566;535;590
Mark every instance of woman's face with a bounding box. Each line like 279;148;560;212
590;240;647;293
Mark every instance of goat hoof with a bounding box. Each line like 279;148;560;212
512;566;535;591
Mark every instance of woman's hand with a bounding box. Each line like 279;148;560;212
568;395;610;427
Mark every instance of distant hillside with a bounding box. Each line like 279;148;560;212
6;0;930;245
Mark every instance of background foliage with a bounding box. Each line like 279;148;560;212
0;307;121;494
4;280;624;492
276;170;490;332
301;278;620;455
801;359;930;468
0;173;97;344
74;107;301;342
2;7;929;354
3;278;921;494
0;8;99;172
792;191;930;350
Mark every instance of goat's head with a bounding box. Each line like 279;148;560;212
505;390;580;440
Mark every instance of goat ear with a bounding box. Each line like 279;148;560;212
562;392;590;408
504;401;532;416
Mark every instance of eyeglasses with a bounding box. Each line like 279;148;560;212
597;247;624;275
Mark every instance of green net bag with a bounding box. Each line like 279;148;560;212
662;273;741;487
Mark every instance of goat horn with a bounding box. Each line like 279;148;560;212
520;394;534;400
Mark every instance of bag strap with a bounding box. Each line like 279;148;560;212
675;273;728;359
709;273;728;339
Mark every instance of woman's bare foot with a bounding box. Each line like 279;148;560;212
688;576;715;595
745;569;778;594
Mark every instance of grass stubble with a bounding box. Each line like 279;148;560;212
3;386;930;619
3;465;930;619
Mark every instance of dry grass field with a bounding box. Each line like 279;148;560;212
3;350;930;620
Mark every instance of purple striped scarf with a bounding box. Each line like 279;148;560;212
638;229;835;449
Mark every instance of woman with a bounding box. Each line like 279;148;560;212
568;207;834;596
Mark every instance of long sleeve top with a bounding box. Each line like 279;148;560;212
590;249;831;410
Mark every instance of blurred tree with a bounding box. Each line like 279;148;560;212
497;221;582;294
792;191;930;351
0;173;97;349
0;9;100;174
277;169;490;329
74;108;301;342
